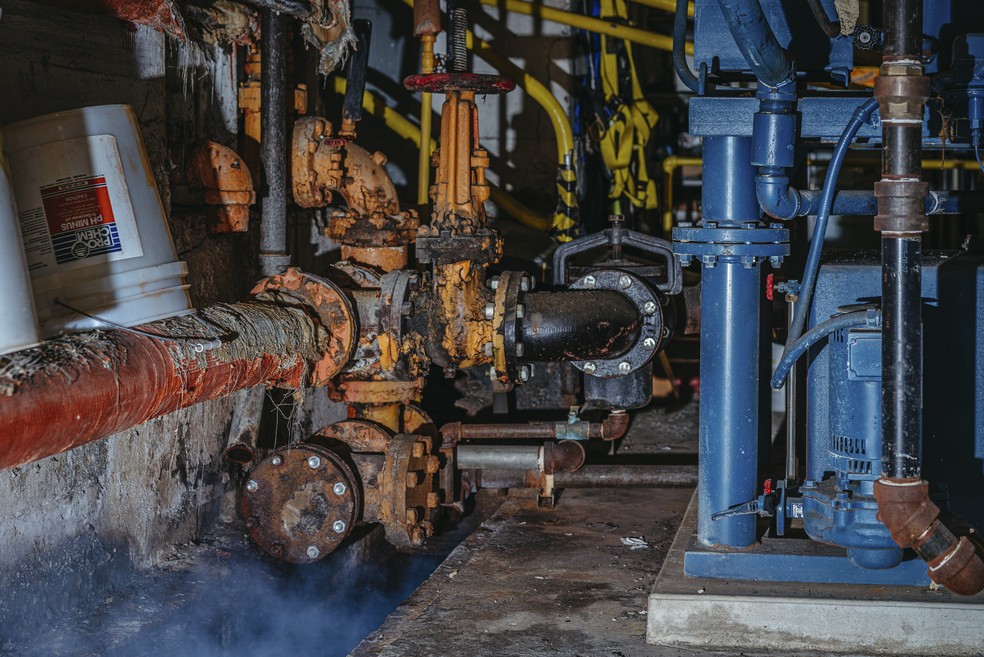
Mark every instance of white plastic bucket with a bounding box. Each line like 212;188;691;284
0;127;42;355
4;104;191;336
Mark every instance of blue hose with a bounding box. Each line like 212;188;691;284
715;0;795;88
771;309;880;389
781;97;879;352
674;0;699;93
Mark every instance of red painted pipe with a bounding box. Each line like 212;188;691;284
0;272;355;471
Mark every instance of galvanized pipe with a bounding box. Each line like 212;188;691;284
260;8;291;276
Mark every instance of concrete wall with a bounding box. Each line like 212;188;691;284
0;0;345;635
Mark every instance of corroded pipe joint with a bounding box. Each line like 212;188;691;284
874;75;930;122
250;267;357;385
592;411;631;441
187;141;256;233
874;180;930;233
874;478;984;595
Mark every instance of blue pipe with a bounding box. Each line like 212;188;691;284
783;97;879;350
696;136;762;549
715;0;795;88
770;309;881;389
758;188;984;220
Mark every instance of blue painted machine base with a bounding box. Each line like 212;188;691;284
684;532;931;586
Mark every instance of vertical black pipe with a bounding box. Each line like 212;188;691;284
875;0;928;480
260;9;291;277
342;20;373;125
881;237;923;478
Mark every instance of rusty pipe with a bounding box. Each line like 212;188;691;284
441;411;629;445
873;479;984;596
0;270;354;471
187;141;256;233
474;464;698;489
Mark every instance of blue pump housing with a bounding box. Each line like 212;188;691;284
804;252;984;568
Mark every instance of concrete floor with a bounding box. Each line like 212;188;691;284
350;486;702;657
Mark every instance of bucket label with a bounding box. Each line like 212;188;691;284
11;135;143;272
41;176;122;263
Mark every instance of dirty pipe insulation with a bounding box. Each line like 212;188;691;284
0;300;337;470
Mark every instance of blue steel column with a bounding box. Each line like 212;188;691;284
674;135;788;548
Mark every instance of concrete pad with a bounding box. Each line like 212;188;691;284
648;494;984;656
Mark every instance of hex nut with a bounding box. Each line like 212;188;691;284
484;341;494;357
332;520;347;534
643;301;657;314
271;455;283;466
643;337;657;349
515;304;525;319
246;479;259;493
519;365;530;382
618;361;632;374
484;303;495;320
515;342;525;357
333;482;347;496
583;275;596;288
618;275;632;289
306;545;320;559
490;278;500;290
307;455;321;469
583;361;597;374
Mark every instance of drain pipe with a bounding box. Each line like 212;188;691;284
871;0;984;595
0;270;355;471
259;8;291;276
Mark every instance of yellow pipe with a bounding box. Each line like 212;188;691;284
661;156;701;234
468;32;574;162
417;34;437;205
475;0;693;54
630;0;694;18
331;77;550;232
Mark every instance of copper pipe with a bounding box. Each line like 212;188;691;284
0;272;354;471
874;479;984;596
441;411;630;445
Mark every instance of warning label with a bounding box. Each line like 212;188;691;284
9;134;143;273
41;176;122;264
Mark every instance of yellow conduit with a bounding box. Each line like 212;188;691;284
630;0;694;17
661;156;702;233
475;0;693;54
331;76;550;231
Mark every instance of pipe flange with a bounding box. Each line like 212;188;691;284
327;207;419;247
490;270;527;383
672;224;790;261
250;267;357;386
242;443;360;563
569;269;663;379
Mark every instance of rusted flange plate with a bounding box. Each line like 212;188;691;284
251;267;356;386
242;444;361;563
403;72;515;94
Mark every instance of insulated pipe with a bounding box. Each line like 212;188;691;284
259;9;291;277
0;287;354;471
715;0;795;88
332;76;550;231
697;136;762;548
474;0;691;54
